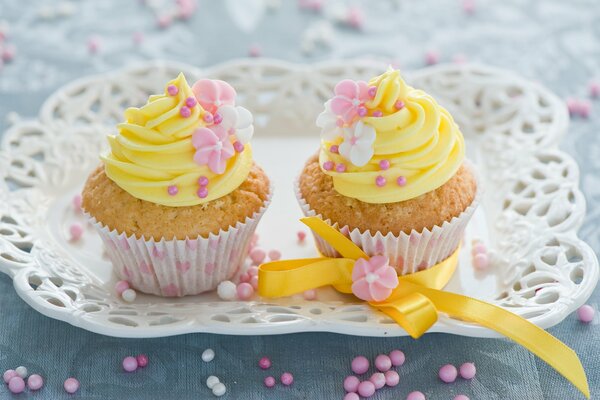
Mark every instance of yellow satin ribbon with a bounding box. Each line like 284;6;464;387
258;217;590;399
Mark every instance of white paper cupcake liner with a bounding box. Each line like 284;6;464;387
86;187;272;297
295;164;481;275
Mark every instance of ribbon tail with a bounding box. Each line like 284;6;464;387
373;292;439;339
416;285;590;399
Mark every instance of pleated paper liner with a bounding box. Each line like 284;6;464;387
85;187;272;297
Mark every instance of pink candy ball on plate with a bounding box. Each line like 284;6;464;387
268;249;281;261
303;289;317;300
258;356;271;370
369;372;385;389
237;282;254;300
407;391;426;400
343;375;360;393
72;194;82;211
357;380;375;397
459;362;476;379
8;376;25;394
454;395;470;400
384;370;400;387
136;354;149;368
389;349;405;366
344;393;360;400
577;304;595;323
297;231;306;242
122;356;138;372
27;374;44;390
351;356;369;374
249;248;266;264
64;377;80;394
374;354;392;372
247;266;259;277
439;364;458;383
280;372;293;386
3;369;17;383
115;280;130;295
472;253;488;270
264;376;276;388
70;223;84;241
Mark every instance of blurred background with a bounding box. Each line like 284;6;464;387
0;1;599;399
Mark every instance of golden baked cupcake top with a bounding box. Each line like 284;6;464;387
102;73;254;207
316;68;465;204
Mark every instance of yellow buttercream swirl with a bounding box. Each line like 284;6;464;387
319;68;465;203
101;73;253;206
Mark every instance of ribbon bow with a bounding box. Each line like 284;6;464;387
258;217;590;399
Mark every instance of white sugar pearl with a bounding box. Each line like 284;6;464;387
217;281;237;301
212;382;226;397
206;375;220;389
202;348;215;362
122;289;137;302
15;366;27;378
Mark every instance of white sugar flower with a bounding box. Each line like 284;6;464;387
218;104;254;144
316;100;342;141
339;120;376;167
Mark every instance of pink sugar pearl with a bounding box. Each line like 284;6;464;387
239;272;251;283
3;369;18;383
250;247;266;264
258;356;272;369
425;50;439;65
136;354;149;368
407;391;426;400
123;356;138;372
115;280;130;295
357;380;375;397
590;81;600;98
185;96;197;108
27;374;44;391
8;376;25;394
303;289;317;300
213;113;223;125
233;141;244;152
368;86;377;97
375;175;386;187
343;375;360;393
72;194;82;210
323;161;334;171
268;249;281;261
281;372;293;386
379;159;390;170
471;242;487;255
397;176;407;186
297;231;306;242
70;223;84;241
330;144;339;154
247;266;259;277
197;187;208;198
237;282;254;300
384;370;400;387
264;376;276;387
180;106;191;118
577;304;595;323
344;393;360;400
369;372;386;389
64;377;80;394
351;356;369;374
439;364;458;383
248;44;262;57
473;253;489;270
459;362;476;379
389;349;405;366
250;276;259;290
375;354;392;372
454;396;470;400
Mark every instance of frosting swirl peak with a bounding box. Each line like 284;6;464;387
102;73;254;207
316;68;465;203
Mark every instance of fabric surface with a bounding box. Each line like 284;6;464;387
0;0;598;399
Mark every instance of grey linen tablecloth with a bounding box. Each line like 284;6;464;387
0;0;598;398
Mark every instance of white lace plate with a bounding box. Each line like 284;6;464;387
0;60;597;338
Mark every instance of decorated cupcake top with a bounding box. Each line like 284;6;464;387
101;73;254;206
316;68;465;203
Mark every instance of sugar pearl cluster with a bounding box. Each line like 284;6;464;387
3;366;45;394
258;356;294;389
343;350;404;399
470;238;489;270
122;354;149;372
115;280;137;302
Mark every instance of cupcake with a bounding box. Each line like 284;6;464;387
82;73;271;296
297;68;479;275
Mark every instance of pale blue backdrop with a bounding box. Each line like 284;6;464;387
0;0;598;399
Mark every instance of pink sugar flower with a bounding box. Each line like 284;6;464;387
330;79;370;123
192;126;235;174
351;256;399;302
192;79;236;115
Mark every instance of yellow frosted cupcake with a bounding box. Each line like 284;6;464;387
82;73;271;296
297;68;479;274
